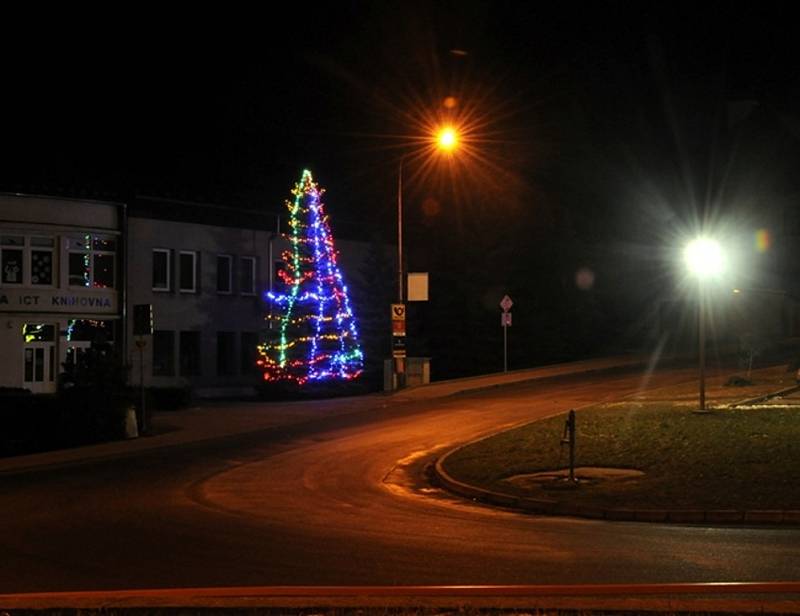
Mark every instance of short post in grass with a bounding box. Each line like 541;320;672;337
560;409;577;483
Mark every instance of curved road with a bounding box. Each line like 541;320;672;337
1;366;798;593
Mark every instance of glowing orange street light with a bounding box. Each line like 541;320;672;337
436;126;458;152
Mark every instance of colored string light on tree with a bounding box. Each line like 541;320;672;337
257;170;364;385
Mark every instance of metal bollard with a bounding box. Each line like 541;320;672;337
560;409;577;483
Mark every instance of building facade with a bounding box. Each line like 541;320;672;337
126;198;279;396
0;194;124;393
1;192;374;396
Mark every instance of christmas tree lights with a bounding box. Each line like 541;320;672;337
257;170;364;385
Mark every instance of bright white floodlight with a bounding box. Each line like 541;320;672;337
684;237;724;277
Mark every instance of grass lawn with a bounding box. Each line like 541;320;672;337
442;365;800;511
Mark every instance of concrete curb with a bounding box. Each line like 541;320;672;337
730;384;800;407
434;443;800;527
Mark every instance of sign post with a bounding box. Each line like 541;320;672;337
391;303;406;384
500;295;513;373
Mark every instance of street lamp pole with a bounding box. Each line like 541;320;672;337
391;126;459;390
397;157;404;305
684;236;723;413
394;156;406;388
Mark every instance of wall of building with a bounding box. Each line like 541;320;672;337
0;194;123;392
126;216;277;395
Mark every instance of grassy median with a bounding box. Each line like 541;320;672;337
442;365;800;511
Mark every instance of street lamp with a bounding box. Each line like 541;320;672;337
684;236;725;412
393;125;461;388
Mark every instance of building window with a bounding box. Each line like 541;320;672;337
217;331;236;376
179;331;201;376
30;237;54;286
1;235;55;286
68;234;116;288
217;255;232;294
240;332;258;375
1;235;25;285
152;330;175;376
153;249;171;291
179;251;197;293
240;256;256;295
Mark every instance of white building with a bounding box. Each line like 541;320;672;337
0;193;124;393
1;192;374;397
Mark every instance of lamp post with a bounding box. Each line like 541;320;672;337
392;125;459;389
684;237;725;412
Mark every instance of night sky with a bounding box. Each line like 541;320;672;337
4;3;797;219
3;2;799;374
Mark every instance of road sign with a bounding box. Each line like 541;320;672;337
500;295;513;312
392;320;406;336
391;303;406;320
392;336;406;358
501;312;512;327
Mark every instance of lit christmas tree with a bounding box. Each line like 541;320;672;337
257;170;364;385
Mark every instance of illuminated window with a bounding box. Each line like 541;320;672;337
68;234;116;288
1;235;55;286
1;235;25;285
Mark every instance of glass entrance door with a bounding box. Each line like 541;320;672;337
22;324;56;394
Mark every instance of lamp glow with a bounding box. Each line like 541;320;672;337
436;126;458;151
684;237;724;277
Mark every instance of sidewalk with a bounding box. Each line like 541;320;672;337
0;354;649;476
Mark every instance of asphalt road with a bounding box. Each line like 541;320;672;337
2;366;799;593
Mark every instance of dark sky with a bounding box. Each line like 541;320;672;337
2;2;798;234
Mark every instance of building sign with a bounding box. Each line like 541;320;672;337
0;288;118;314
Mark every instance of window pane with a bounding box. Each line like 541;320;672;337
153;251;169;289
31;250;53;285
153;330;175;376
240;258;255;294
24;348;33;381
68;236;90;250
179;331;201;376
179;253;195;291
35;348;44;382
93;254;115;288
67;319;114;343
92;237;117;252
217;256;231;293
69;253;90;286
1;235;24;246
217;331;236;376
23;324;55;342
1;248;24;283
241;332;258;375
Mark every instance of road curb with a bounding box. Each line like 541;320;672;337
434;444;800;527
730;384;800;407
